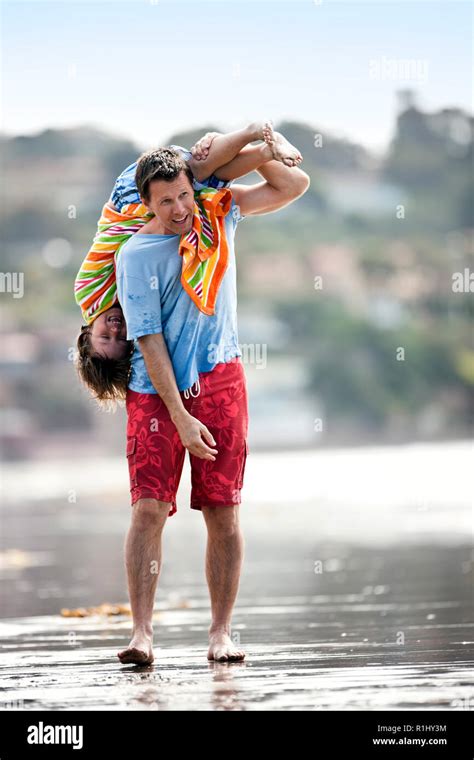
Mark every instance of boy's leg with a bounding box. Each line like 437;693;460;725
213;142;274;181
197;135;304;186
188;121;266;182
189;123;303;184
216;123;303;180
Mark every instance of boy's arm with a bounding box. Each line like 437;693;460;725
138;333;218;461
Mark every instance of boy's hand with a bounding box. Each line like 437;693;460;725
190;132;220;161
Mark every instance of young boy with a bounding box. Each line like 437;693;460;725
74;122;302;402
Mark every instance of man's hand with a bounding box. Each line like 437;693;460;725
190;131;220;161
172;408;218;461
138;332;217;460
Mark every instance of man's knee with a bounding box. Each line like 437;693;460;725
132;498;170;528
202;505;240;537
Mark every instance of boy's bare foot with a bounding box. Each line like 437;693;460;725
208;628;246;662
117;630;154;665
262;122;303;167
245;120;270;142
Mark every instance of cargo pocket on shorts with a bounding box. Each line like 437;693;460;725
237;440;248;490
126;436;138;488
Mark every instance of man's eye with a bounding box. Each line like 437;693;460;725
180;192;188;198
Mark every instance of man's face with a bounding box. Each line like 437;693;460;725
144;172;194;235
88;305;129;360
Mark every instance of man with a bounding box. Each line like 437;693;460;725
74;121;303;397
116;123;310;664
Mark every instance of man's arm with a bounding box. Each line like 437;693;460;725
138;333;218;461
231;159;310;216
117;269;216;461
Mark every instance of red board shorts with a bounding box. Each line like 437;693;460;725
125;356;249;517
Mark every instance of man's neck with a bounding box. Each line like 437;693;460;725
139;217;175;236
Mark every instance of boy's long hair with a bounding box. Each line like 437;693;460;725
75;326;134;407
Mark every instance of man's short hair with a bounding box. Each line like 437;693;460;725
135;148;194;203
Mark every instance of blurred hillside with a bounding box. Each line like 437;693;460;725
0;93;472;458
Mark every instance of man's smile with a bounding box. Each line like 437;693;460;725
173;214;190;226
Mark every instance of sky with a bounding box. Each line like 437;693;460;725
1;0;472;155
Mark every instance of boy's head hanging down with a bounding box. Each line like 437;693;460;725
76;304;134;402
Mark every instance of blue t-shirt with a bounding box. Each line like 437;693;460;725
116;198;244;395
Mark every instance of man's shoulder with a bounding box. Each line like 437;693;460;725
118;233;143;258
116;235;148;273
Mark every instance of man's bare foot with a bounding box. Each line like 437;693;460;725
117;630;154;665
262;122;303;167
208;628;246;662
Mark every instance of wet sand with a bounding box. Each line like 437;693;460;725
0;443;473;711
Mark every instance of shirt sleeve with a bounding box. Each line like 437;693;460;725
116;273;163;341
